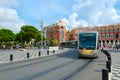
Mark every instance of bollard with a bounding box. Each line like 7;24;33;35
39;51;41;56
53;50;55;54
102;69;108;80
107;56;111;62
101;50;111;61
59;46;60;49
27;53;30;58
47;50;49;55
106;61;111;72
10;54;13;61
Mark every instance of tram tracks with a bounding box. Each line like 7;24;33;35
20;59;92;80
18;50;93;80
0;49;93;80
63;59;92;80
0;49;73;71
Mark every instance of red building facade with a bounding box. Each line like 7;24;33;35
98;24;120;48
70;24;120;48
45;20;66;45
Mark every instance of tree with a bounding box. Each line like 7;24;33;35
19;25;39;42
35;32;45;43
15;25;46;47
0;29;15;48
15;32;22;42
0;29;15;42
49;37;58;46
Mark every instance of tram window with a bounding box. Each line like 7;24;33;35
79;33;96;50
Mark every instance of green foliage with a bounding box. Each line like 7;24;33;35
0;29;15;42
49;37;58;46
0;29;15;48
15;32;22;42
17;25;39;42
0;25;46;48
35;33;45;42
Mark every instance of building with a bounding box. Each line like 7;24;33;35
70;27;97;40
98;24;120;48
69;24;120;48
45;20;66;45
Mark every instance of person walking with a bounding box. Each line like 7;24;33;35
116;43;119;53
3;45;6;50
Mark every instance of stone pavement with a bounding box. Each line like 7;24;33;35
108;50;120;80
0;48;66;64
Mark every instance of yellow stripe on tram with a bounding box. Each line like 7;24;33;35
80;50;94;55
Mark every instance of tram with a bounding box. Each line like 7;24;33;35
77;31;99;58
60;40;77;48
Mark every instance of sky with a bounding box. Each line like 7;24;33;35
0;0;120;33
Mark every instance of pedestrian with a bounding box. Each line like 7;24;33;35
115;43;119;53
3;45;6;50
101;46;104;52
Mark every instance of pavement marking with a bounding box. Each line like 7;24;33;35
0;48;67;64
108;51;120;80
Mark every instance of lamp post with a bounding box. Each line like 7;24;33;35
20;30;24;48
40;20;44;50
44;29;46;47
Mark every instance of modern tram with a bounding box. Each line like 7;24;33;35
60;40;77;48
77;31;99;58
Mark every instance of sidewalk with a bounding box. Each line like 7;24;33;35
108;50;120;80
0;48;67;64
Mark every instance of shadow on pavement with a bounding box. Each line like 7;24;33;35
56;49;79;59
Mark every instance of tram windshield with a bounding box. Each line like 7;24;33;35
79;33;96;50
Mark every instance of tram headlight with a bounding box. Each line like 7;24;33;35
81;50;83;53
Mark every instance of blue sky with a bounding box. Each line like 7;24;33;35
0;0;120;33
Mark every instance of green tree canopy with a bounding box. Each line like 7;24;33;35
0;29;15;42
16;25;39;42
49;37;58;46
36;32;45;42
15;32;22;42
15;25;46;44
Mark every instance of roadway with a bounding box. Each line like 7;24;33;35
0;48;107;80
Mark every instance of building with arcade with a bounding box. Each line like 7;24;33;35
69;24;120;48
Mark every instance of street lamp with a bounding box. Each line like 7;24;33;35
20;30;24;48
40;20;44;50
43;27;47;47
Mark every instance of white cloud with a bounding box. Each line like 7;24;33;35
0;7;25;33
62;13;88;29
63;0;120;29
62;18;69;26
